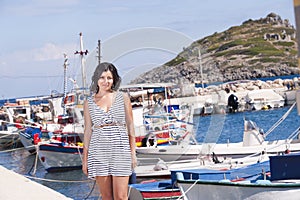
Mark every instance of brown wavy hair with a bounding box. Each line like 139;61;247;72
90;62;121;94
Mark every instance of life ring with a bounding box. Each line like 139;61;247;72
63;94;75;105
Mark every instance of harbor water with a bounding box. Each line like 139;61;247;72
0;105;300;199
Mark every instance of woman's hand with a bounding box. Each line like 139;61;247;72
131;154;137;169
82;159;88;176
82;147;88;176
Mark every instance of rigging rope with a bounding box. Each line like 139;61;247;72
239;125;300;161
264;102;296;137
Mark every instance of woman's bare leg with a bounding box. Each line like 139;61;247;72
95;176;113;200
112;176;129;200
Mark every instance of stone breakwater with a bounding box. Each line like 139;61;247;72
215;77;299;93
172;76;299;96
162;76;300;116
194;77;299;99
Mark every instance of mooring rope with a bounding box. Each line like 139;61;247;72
83;180;97;200
0;134;18;139
176;179;199;200
24;174;93;183
31;150;39;175
0;146;28;153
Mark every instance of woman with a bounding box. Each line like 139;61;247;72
82;62;137;200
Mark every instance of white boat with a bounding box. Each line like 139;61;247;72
136;105;300;162
34;105;85;171
16;91;84;152
0;126;20;148
243;89;285;110
36;131;83;172
175;153;300;200
34;98;85;171
135;152;270;179
0;103;33;148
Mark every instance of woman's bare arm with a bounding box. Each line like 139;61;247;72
123;93;137;168
82;100;92;175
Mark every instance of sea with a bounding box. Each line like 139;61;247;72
0;105;299;199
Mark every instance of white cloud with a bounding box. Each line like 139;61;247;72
4;42;76;63
31;43;76;61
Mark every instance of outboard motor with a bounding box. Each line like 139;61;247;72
228;94;239;113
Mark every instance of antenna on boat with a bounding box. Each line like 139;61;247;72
74;32;89;93
63;54;69;115
97;40;101;65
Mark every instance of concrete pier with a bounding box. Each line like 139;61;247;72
0;165;72;200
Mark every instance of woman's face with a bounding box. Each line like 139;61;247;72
98;70;114;92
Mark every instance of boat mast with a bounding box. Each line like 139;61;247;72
75;32;89;92
294;0;300;114
63;54;69;115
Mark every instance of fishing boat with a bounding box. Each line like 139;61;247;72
128;179;181;200
37;131;84;172
18;93;85;153
0;102;33;148
135;112;193;148
123;83;195;148
175;153;300;200
35;101;85;171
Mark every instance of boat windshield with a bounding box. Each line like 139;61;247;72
244;120;259;131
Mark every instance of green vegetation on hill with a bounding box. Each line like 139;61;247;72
131;13;299;85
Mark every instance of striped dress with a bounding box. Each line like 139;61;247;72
87;92;132;178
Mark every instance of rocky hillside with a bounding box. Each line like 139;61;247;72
130;13;299;85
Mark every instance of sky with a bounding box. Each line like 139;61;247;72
0;0;296;99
